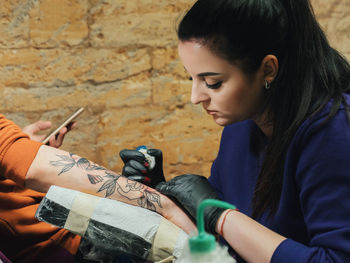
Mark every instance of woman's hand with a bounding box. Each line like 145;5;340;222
119;148;165;187
156;173;225;234
22;120;76;148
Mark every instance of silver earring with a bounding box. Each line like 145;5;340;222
265;80;270;90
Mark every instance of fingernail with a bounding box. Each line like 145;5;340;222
144;177;151;183
144;162;149;167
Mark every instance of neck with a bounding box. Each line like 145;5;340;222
254;110;273;138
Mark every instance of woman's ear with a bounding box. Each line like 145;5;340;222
261;54;279;83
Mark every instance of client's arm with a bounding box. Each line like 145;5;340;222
26;145;196;234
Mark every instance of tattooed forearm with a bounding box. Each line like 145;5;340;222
50;153;77;175
97;173;162;211
87;174;104;184
97;172;120;197
137;189;162;211
50;153;162;212
50;153;107;175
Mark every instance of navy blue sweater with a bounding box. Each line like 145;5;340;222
209;96;350;262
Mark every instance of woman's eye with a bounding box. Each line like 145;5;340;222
188;76;222;89
205;81;222;89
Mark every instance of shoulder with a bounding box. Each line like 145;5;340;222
294;94;350;144
287;95;350;174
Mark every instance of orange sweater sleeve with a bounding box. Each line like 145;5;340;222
0;114;42;187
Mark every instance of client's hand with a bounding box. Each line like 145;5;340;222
119;148;165;187
157;173;225;234
23;120;76;148
159;192;197;235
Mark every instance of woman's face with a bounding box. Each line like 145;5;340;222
178;40;266;126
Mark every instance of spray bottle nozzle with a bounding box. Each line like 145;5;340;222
189;199;236;254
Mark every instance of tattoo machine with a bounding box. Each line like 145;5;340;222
136;145;156;171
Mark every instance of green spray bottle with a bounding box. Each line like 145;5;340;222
176;199;237;262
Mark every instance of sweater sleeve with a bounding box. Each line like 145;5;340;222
0;114;42;187
271;110;350;262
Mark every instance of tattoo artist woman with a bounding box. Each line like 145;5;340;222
120;0;350;262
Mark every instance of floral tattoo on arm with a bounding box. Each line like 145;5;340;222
50;153;162;211
50;153;107;175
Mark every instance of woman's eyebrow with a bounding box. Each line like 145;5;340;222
197;72;223;77
183;66;223;77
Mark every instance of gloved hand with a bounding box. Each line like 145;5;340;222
156;173;225;234
119;148;165;187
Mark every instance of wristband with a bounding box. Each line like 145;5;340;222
219;208;239;237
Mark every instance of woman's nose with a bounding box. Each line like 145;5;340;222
191;82;209;104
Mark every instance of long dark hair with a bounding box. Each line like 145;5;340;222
178;0;350;218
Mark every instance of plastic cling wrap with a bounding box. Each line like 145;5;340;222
35;186;188;262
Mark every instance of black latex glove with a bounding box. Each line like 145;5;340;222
156;173;225;234
119;148;165;187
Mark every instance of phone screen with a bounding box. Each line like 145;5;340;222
42;107;84;144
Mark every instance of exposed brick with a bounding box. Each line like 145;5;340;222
29;0;89;48
1;0;349;180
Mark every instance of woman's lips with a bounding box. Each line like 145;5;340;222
206;109;217;115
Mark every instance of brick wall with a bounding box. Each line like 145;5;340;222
1;0;349;179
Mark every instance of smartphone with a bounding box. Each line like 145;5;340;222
42;107;84;144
